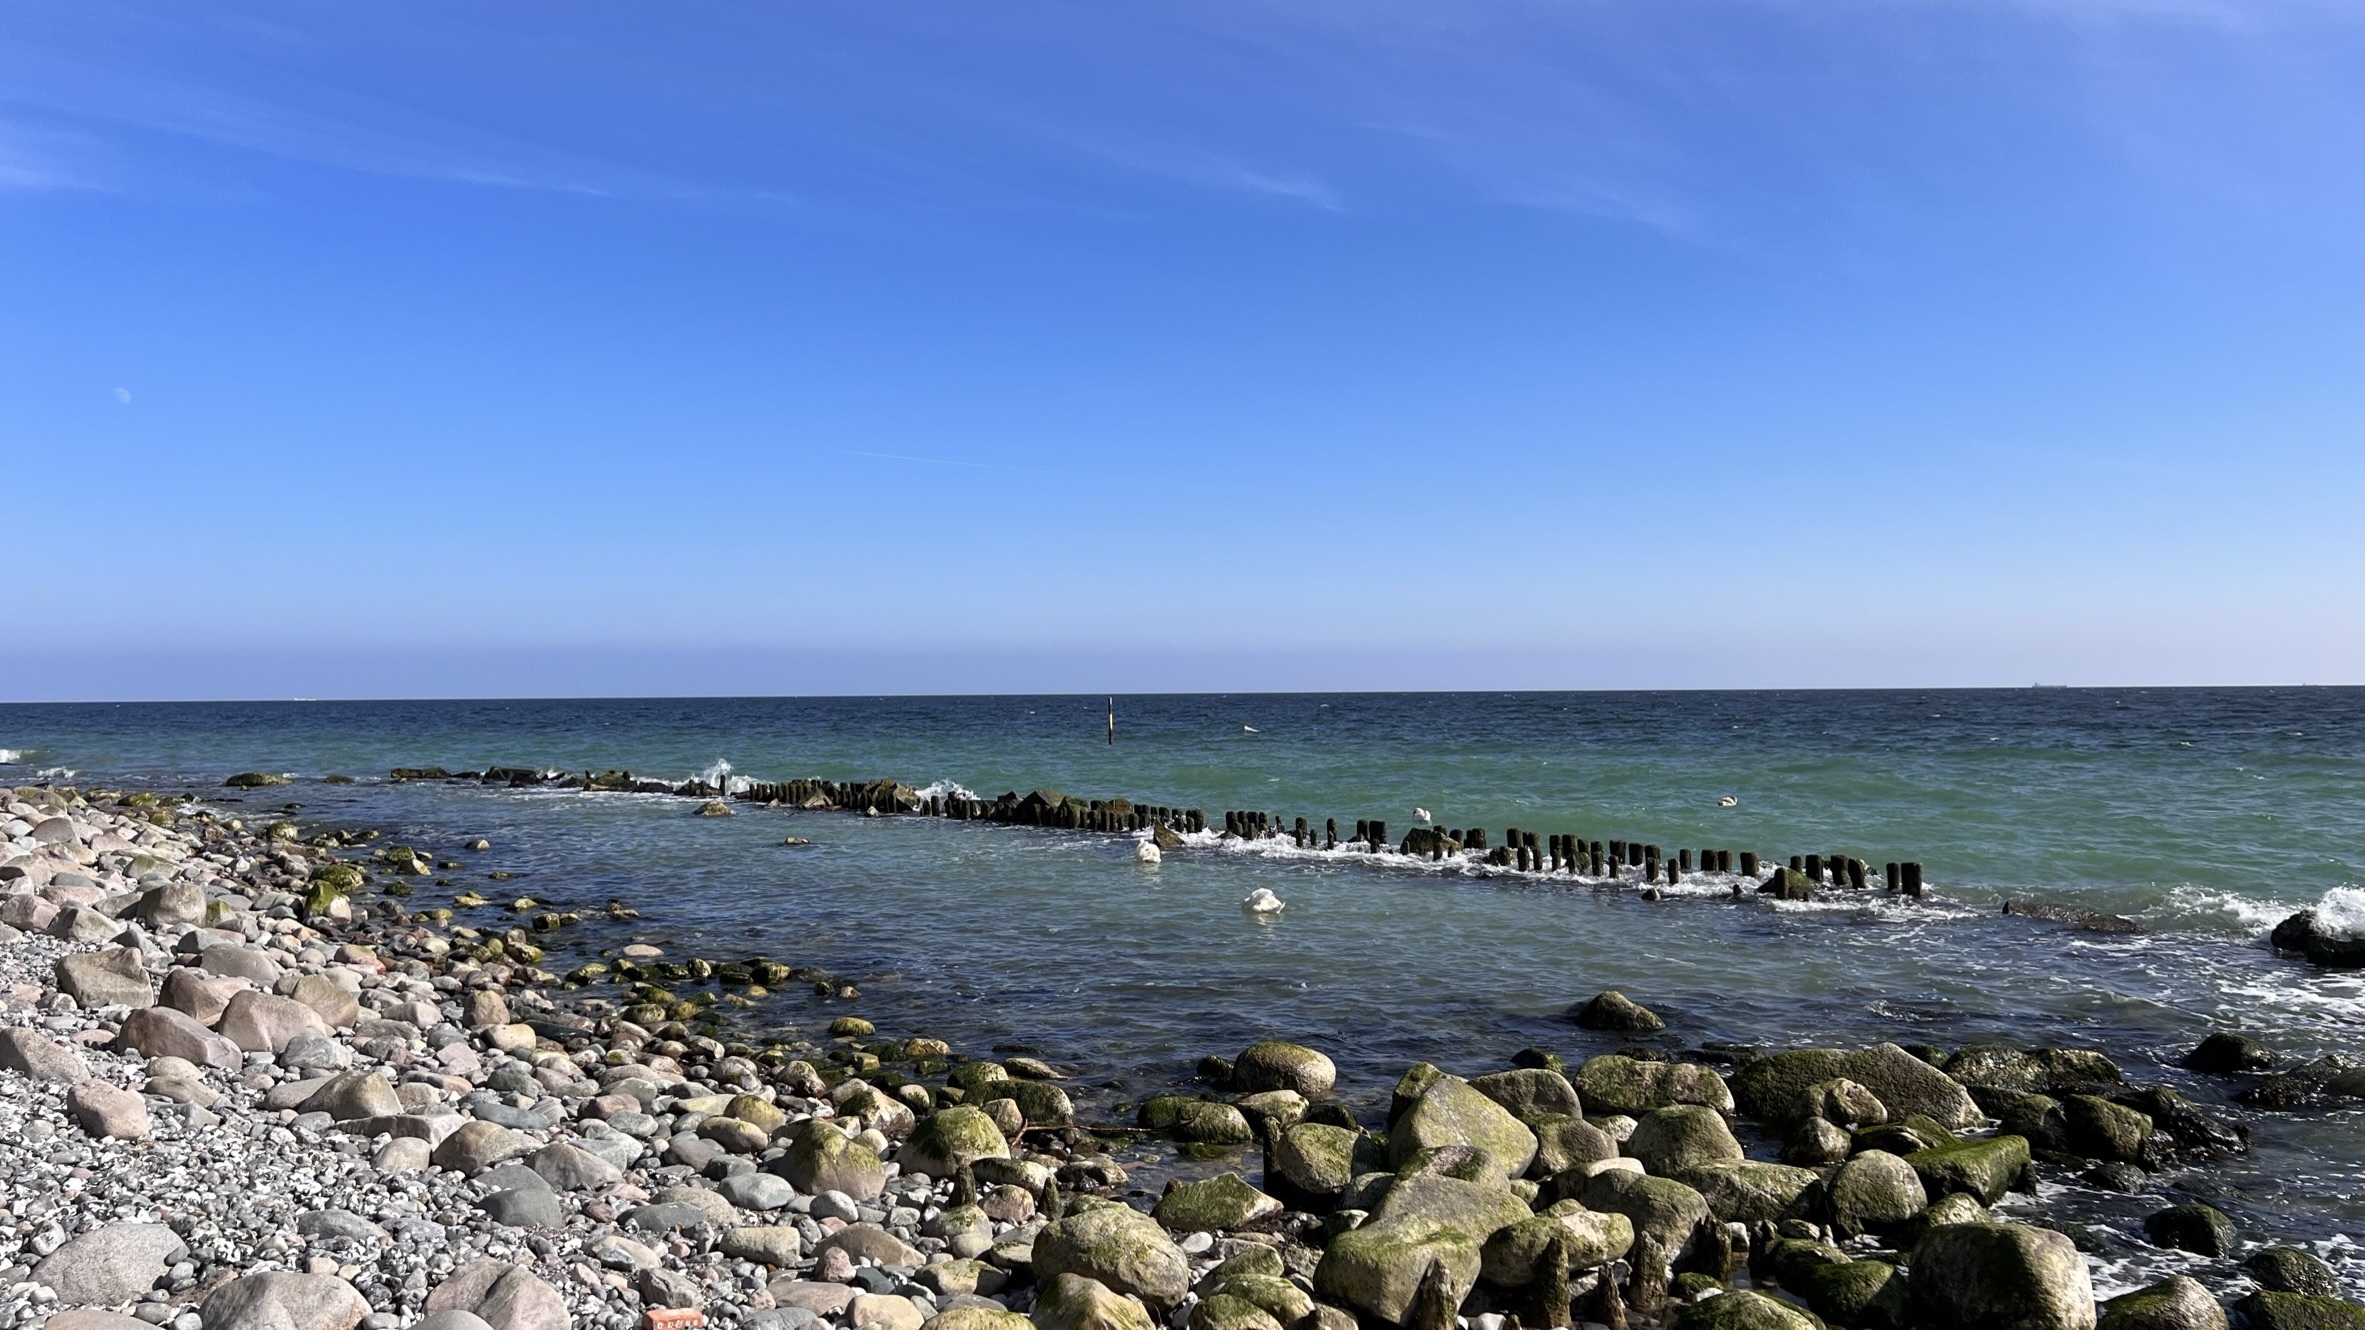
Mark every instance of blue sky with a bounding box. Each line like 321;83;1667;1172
1;0;2357;699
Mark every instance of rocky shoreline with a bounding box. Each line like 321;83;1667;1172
2;781;2360;1330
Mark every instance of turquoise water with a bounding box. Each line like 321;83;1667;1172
3;688;2360;1291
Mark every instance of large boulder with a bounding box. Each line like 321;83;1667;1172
2142;1204;2236;1257
1910;1223;2096;1330
1031;1273;1156;1330
1625;1105;1742;1175
1906;1136;2031;1205
1314;1174;1532;1327
289;974;360;1028
1945;1045;2122;1095
2245;1248;2342;1298
423;1260;569;1330
2097;1276;2227;1330
118;1006;242;1070
218;990;334;1054
1789;1259;1911;1330
1577;1169;1712;1259
1826;1150;1928;1237
68;1082;150;1139
2232;1292;2365;1330
899;1107;1011;1179
0;1026;89;1082
55;947;155;1008
773;1119;887;1200
1731;1044;1980;1129
1231;1042;1336;1097
1478;1205;1633;1286
134;882;206;929
1678;1160;1818;1225
431;1121;535;1177
1530;1114;1617;1175
2269;909;2365;969
1671;1290;1822;1330
200;1273;371;1330
32;1222;188;1304
1572;1055;1734;1116
1266;1122;1363;1207
159;968;248;1027
1468;1068;1582;1124
310;1071;402;1122
1389;1076;1538;1182
1032;1204;1192;1310
1570;990;1664;1031
1152;1173;1281;1233
2062;1095;2151;1163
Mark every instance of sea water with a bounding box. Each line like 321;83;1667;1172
3;688;2359;1293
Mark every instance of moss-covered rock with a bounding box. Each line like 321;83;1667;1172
1478;1204;1633;1285
1032;1273;1156;1330
1910;1223;2095;1330
899;1106;1011;1178
1572;1055;1735;1117
1313;1175;1532;1327
1946;1045;2122;1095
1529;1114;1617;1175
1232;1042;1337;1097
1905;1135;2030;1205
1000;1078;1075;1127
1267;1121;1363;1207
2097;1276;2226;1330
1794;1077;1888;1128
1577;1169;1712;1259
1469;1068;1583;1124
1570;990;1665;1032
224;772;290;788
2232;1292;2365;1330
1188;1295;1283;1330
1389;1076;1538;1182
925;1307;1033;1330
1677;1159;1818;1225
1732;1044;1981;1130
1826;1149;1927;1238
2246;1248;2342;1299
1627;1105;1743;1176
2063;1095;2151;1163
1033;1204;1191;1309
776;1119;886;1200
1790;1258;1910;1330
1140;1097;1255;1145
2141;1204;2236;1257
1670;1290;1822;1330
1152;1173;1281;1233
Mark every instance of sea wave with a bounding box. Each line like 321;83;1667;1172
0;748;22;764
912;779;980;803
2314;885;2365;939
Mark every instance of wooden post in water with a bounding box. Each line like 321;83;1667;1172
1678;848;1693;873
1591;846;1605;876
1644;845;1660;884
1848;858;1867;890
1325;817;1336;849
1884;862;1901;893
1805;854;1823;884
1370;819;1387;852
1740;851;1759;877
1902;862;1924;897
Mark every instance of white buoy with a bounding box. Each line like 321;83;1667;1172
1135;840;1162;865
1718;795;1738;807
1241;887;1285;914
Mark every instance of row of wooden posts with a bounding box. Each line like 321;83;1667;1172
452;768;1931;899
1211;808;1928;899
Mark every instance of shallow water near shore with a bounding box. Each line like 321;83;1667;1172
4;687;2362;1295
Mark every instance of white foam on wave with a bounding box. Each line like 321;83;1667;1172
912;779;980;803
36;766;75;779
693;758;752;795
2314;886;2365;939
0;748;21;764
2157;885;2306;934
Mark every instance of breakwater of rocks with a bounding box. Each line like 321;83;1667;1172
3;777;2361;1330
